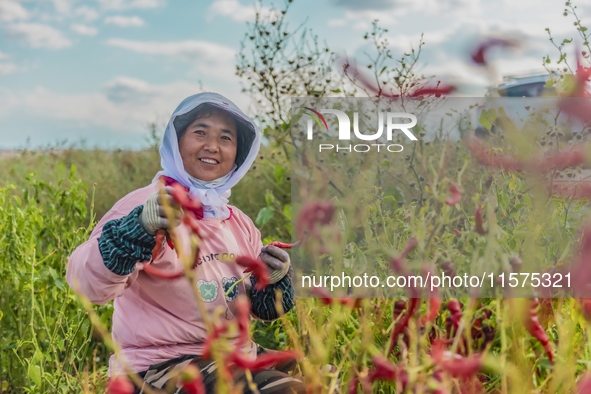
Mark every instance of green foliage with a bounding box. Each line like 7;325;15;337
0;148;162;223
0;170;109;392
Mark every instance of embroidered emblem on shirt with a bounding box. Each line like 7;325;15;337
197;279;219;302
222;276;239;302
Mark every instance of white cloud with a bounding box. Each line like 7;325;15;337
208;0;279;23
209;0;256;22
0;63;19;75
0;1;29;22
0;79;225;132
5;23;72;49
331;0;395;10
0;78;251;148
105;38;234;59
342;9;398;30
75;6;99;22
71;23;98;36
97;0;163;10
105;38;236;78
104;15;145;27
52;0;75;15
325;0;479;31
332;0;476;14
103;76;156;103
0;51;9;60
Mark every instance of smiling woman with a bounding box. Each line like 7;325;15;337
177;105;239;182
66;92;305;394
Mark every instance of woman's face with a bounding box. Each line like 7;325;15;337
179;110;238;181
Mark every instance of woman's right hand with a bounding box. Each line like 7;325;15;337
139;187;183;235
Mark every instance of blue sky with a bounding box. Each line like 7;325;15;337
0;0;586;149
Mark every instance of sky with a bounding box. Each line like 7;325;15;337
0;0;587;149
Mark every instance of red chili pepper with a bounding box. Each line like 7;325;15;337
470;304;491;348
179;364;206;394
440;261;456;277
235;256;269;290
470;37;518;66
170;183;202;211
143;263;185;280
348;371;359;394
467;138;522;172
525;298;554;364
106;376;134;394
236;296;250;325
227;350;301;371
566;226;591;296
390;237;418;274
309;287;362;309
468;137;586;175
151;231;164;261
446;300;463;339
202;322;229;359
474;204;488;235
143;231;186;279
367;355;399;381
532;148;586;173
509;256;522;273
170;183;190;205
432;340;482;378
421;298;443;325
339;57;454;99
552;181;591;199
388;298;419;355
581;299;591;321
166;234;175;250
295;201;335;241
268;240;301;249
410;85;456;98
444;183;462;206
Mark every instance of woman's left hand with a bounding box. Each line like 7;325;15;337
259;245;291;284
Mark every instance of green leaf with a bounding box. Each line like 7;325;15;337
53;278;66;292
508;176;518;192
265;191;274;206
255;206;275;226
562;74;577;93
273;164;285;183
282;204;292;221
28;364;41;386
478;108;497;131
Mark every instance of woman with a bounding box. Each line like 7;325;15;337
66;92;305;393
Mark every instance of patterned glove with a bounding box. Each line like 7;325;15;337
139;187;182;235
259;245;291;284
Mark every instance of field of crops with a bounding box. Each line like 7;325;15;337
3;129;591;393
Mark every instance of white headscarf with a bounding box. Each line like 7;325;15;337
153;92;261;219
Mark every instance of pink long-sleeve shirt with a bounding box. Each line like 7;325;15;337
66;182;262;375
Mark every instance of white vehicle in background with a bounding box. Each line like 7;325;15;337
473;73;558;138
469;72;591;185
